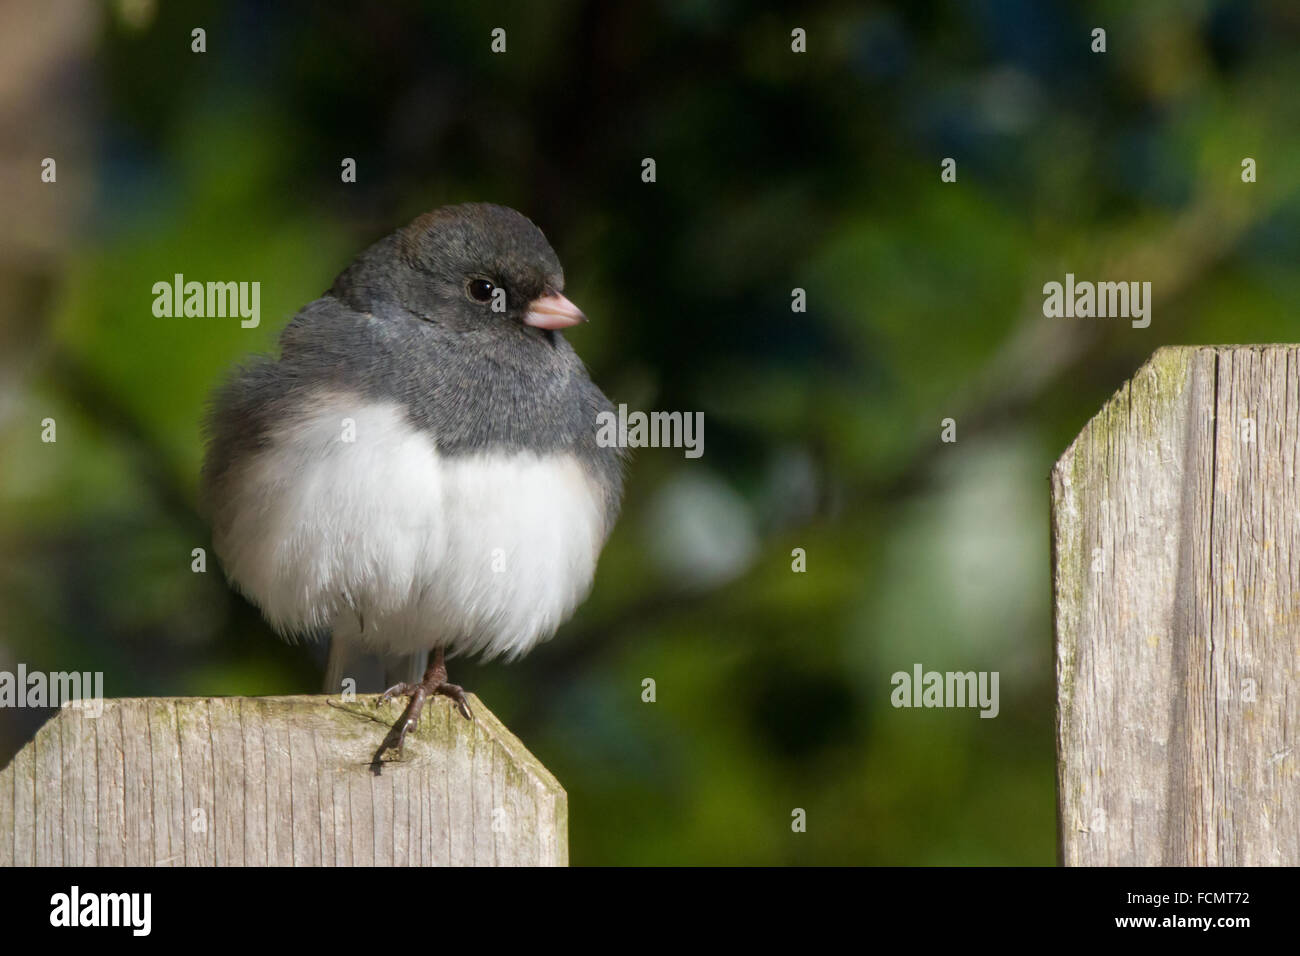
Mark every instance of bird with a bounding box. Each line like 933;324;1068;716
200;203;624;755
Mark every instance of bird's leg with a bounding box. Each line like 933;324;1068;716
378;647;473;756
414;646;473;720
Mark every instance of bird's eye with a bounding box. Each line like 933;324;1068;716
467;278;496;303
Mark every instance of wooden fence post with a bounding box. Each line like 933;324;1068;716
0;694;567;866
1052;345;1300;865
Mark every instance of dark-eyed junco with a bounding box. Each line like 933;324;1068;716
201;203;623;753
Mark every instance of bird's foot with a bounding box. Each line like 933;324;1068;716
376;659;473;759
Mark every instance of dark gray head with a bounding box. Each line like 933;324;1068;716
329;203;586;342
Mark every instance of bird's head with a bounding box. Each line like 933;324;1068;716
395;203;585;337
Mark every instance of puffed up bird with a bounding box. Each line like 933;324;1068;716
201;203;624;755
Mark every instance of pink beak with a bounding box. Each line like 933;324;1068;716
524;292;586;330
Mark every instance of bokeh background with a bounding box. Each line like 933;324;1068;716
2;0;1298;865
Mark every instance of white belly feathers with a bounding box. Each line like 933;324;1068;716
210;390;607;660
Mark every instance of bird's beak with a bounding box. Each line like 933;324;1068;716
524;293;586;330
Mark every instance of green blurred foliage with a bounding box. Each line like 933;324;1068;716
2;0;1298;864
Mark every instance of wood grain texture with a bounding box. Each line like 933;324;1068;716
0;694;567;866
1053;345;1300;865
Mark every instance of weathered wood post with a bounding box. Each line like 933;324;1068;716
1053;345;1300;865
0;695;567;866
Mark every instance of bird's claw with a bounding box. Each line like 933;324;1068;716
379;682;413;706
445;686;473;720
